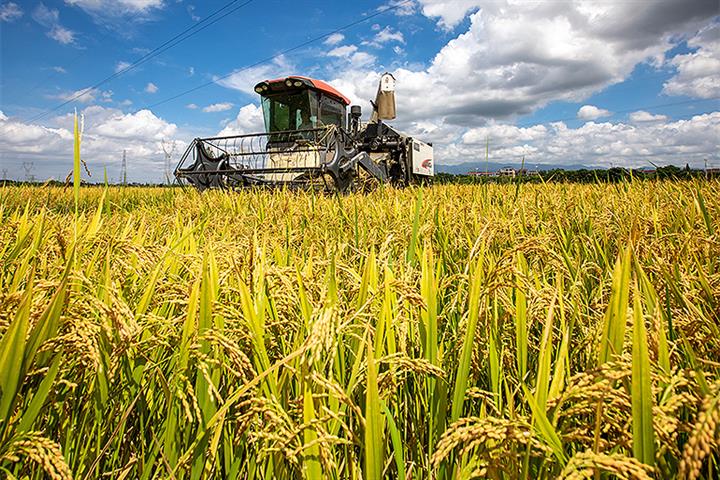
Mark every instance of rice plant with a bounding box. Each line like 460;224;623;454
0;178;718;479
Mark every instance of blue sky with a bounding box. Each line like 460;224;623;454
1;0;718;182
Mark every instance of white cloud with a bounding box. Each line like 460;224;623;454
65;0;163;17
0;110;9;121
93;108;176;140
186;103;199;110
217;104;265;137
326;45;376;67
373;26;405;44
52;66;67;74
48;88;112;104
328;45;358;58
48;25;75;44
32;3;75;45
577;105;612;120
350;52;376;67
436;112;720;168
326;1;717;127
203;102;234;113
144;82;158;93
216;56;294;96
629;111;668;123
462;123;548;145
0;2;22;22
324;33;345;46
187;4;200;21
321;72;718;169
416;0;480;29
115;61;131;73
188;66;195;76
0;106;180;182
382;0;416;17
663;23;720;99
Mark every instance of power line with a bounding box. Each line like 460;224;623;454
22;9;147;99
146;0;415;109
26;0;256;123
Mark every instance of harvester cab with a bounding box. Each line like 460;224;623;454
175;72;434;191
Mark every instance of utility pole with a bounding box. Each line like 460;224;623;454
121;150;127;186
485;135;489;174
161;138;176;185
1;168;7;182
22;161;34;183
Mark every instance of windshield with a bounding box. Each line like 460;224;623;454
261;91;319;133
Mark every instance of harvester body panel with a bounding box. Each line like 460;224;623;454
411;139;434;176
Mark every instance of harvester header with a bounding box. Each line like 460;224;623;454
175;72;434;191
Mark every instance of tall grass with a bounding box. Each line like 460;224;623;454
0;179;718;479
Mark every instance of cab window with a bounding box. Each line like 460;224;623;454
319;97;346;128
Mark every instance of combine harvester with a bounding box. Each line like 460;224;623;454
174;73;434;191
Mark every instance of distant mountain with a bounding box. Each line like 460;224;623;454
436;161;599;174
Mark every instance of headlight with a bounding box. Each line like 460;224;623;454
254;86;263;93
285;80;293;87
293;81;303;87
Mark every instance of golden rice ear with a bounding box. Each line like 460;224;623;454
1;179;718;479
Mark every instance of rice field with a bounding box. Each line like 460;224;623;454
0;180;718;479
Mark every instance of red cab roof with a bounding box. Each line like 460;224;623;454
255;76;351;105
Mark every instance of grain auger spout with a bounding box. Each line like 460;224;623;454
174;73;434;191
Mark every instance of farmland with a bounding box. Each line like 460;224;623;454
1;181;718;479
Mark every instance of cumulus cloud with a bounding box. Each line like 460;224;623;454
0;106;180;182
0;2;22;22
52;66;67;74
321;69;719;169
48;88;112;104
326;44;376;67
115;61;131;73
417;0;481;29
328;45;359;58
217;104;265;136
187;4;200;22
330;0;718;125
629;111;668;123
444;112;720;168
65;0;163;19
383;0;417;17
324;33;345;46
663;23;720;99
192;1;720;172
48;25;75;44
577;105;612;120
186;103;199;110
216;56;295;96
372;26;405;45
144;82;158;93
203;102;234;113
32;3;76;45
